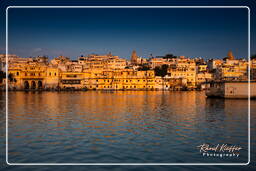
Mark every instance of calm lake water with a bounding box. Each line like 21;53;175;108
0;91;255;170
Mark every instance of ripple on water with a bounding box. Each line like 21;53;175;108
3;91;250;164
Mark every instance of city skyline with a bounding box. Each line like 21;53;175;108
3;8;249;59
2;49;251;60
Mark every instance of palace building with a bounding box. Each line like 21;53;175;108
1;51;252;91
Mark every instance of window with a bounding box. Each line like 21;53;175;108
16;72;19;76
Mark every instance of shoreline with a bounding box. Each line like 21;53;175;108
0;88;200;92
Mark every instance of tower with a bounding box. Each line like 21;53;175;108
131;50;138;65
107;52;112;57
227;51;235;60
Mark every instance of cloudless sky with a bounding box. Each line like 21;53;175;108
6;7;248;59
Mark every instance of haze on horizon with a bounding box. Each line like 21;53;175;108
4;8;248;60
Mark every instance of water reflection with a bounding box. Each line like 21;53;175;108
4;91;250;163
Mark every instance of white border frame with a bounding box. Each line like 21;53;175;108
5;6;251;166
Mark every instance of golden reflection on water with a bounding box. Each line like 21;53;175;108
8;91;250;129
5;91;251;163
7;91;207;139
8;91;203;119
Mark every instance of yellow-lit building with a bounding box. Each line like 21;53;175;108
8;63;48;89
167;57;197;88
8;61;156;90
3;51;253;91
197;64;207;72
215;59;248;80
250;58;256;80
84;69;155;90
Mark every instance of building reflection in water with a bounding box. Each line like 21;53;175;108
7;91;206;143
5;91;249;163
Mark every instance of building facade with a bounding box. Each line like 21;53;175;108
2;51;253;91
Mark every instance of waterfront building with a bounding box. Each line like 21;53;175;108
60;71;84;89
45;67;60;89
167;57;197;89
205;51;250;82
2;51;253;91
214;57;248;81
154;76;165;90
207;59;223;72
206;81;256;98
196;72;213;89
250;58;256;80
8;63;48;89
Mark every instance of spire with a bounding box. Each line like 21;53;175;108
131;50;138;65
227;50;235;60
107;52;112;56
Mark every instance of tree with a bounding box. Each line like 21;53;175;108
138;64;150;71
163;54;177;59
154;64;169;77
251;54;256;60
0;71;5;83
8;73;16;82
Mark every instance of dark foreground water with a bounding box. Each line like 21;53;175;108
0;91;255;170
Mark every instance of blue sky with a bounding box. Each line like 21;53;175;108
5;7;249;59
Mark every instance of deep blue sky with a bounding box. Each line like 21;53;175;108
5;7;249;59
